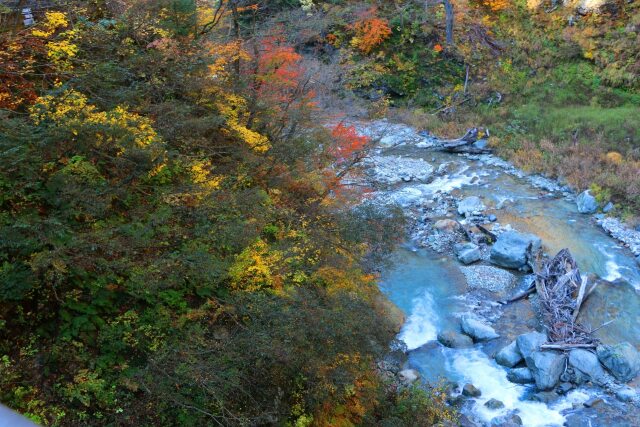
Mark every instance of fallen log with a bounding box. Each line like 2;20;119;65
540;343;597;350
498;283;536;305
431;128;492;154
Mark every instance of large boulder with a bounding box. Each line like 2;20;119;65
457;196;485;216
516;332;548;359
461;315;499;342
597;342;640;382
454;242;482;265
437;330;474;349
568;349;606;383
576;190;599;214
490;231;542;270
525;351;566;390
496;341;524;368
507;367;535;384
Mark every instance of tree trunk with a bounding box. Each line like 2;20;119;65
444;0;454;45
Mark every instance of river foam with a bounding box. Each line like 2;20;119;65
398;291;438;350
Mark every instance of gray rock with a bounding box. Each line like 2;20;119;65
437;330;474;349
576;190;599;214
489;414;522;427
583;397;604;408
516;332;548;359
507;367;535;384
568;349;606;383
525;351;566;390
461;315;499;342
603;202;614;213
454;242;482;265
556;382;574;395
462;383;481;397
490;231;542;270
531;391;560;404
398;369;420;385
597;342;640;382
495;341;523;368
615;385;636;402
434;219;460;232
484;398;504;409
458;196;485;216
488;214;497;222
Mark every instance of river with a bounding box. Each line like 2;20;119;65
358;120;640;426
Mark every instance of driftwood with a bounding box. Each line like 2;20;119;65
498;283;536;305
432;128;491;154
535;249;597;346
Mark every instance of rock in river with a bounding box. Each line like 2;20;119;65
457;196;485;217
576;189;599;214
507;367;535;384
568;349;606;384
461;315;499;341
516;332;548;359
490;231;541;270
484;398;504;409
437;329;474;349
495;341;524;368
462;383;481;397
525;351;566;390
597;342;640;382
460;265;516;292
454;242;482;265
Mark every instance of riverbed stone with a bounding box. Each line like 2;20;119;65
525;351;566;390
507;367;535;384
462;383;481;397
568;349;606;383
576;190;599;214
495;341;523;368
434;219;460;232
461;315;499;342
597;342;640;382
460;265;516;292
490;231;542;270
583;397;604;408
615;385;636;402
484;398;504;409
515;331;547;359
454;242;482;264
530;391;560;404
437;330;474;348
398;369;420;385
458;196;485;216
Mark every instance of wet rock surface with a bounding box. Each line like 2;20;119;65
461;315;500;342
490;231;542;270
597;342;640;383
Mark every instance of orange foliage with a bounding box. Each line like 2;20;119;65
477;0;510;12
351;9;392;54
255;34;315;114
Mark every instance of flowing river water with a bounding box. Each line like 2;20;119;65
357;121;640;426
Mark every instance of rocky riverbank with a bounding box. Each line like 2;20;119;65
363;119;640;426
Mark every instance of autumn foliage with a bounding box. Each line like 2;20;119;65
350;9;392;54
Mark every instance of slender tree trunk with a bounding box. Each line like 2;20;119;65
443;0;454;45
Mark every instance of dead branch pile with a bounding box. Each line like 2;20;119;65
432;128;491;154
534;249;598;348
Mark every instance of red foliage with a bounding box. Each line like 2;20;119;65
330;123;370;164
